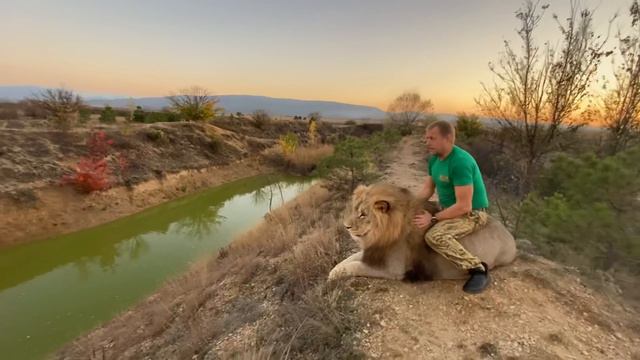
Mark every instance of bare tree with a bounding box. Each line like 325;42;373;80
166;86;220;122
604;0;640;154
251;109;270;129
29;88;83;129
476;0;612;193
387;92;433;131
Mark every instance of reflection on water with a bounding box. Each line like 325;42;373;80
0;174;313;360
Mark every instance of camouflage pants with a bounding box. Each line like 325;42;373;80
424;210;488;271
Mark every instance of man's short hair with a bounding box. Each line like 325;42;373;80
427;120;455;138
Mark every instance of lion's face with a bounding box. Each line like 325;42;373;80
343;184;412;249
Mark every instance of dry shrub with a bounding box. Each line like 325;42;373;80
262;145;334;175
227;185;331;257
0;108;19;120
280;220;342;298
254;284;365;360
284;144;333;174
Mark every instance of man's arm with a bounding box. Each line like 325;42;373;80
417;176;436;200
434;185;473;220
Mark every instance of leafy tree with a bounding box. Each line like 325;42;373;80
167;86;221;122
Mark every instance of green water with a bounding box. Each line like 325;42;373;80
0;175;313;360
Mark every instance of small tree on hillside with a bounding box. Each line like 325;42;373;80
99;105;116;123
476;0;612;194
456;113;484;140
308;118;318;145
167;86;220;122
29;88;83;130
604;0;640;154
308;112;321;124
132;106;145;122
317;137;373;191
387;92;433;134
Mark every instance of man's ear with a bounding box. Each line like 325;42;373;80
374;200;390;213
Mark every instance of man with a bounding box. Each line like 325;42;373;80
412;120;490;294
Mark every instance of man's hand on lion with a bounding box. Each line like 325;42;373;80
413;210;433;229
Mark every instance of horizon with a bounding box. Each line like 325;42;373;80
1;0;634;114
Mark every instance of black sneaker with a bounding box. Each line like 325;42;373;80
463;262;490;294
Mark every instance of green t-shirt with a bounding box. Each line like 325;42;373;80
427;145;489;210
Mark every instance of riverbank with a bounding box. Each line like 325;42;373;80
0;174;315;360
0;119;377;247
0;155;270;247
55;180;362;359
56;136;640;359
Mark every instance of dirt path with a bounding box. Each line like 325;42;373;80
349;135;639;359
383;136;428;193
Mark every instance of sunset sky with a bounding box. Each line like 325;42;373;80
0;0;634;113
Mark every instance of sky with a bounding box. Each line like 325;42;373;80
0;0;634;113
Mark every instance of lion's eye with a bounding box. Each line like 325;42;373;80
359;212;366;219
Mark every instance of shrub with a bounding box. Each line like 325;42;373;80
251;110;270;129
316;136;374;191
308;117;318;145
316;127;403;190
283;144;333;174
62;131;117;193
145;128;166;142
132;106;145;122
142;111;181;123
520;147;640;272
0;108;19;120
456;113;483;140
63;158;111;193
78;107;91;124
99;106;116;123
279;132;299;155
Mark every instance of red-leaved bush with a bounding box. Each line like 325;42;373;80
62;131;125;193
64;158;111;193
86;130;114;158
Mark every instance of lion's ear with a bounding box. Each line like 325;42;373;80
374;200;390;213
353;184;369;197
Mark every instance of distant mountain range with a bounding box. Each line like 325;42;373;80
0;85;386;120
0;85;484;124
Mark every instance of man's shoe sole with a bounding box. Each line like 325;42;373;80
463;274;491;294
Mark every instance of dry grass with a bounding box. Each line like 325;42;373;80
263;144;334;175
55;182;364;360
285;144;333;173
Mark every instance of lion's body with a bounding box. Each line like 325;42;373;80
328;183;517;281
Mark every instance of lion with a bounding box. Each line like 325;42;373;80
328;183;517;281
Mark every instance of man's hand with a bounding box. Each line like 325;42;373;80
413;210;433;229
